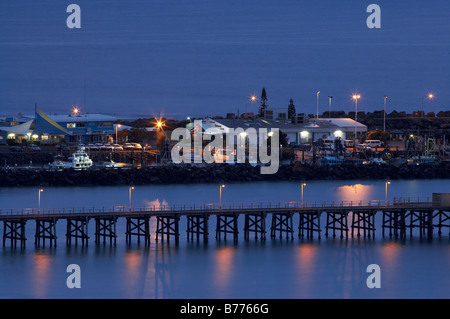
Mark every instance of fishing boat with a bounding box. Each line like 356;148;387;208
49;145;93;170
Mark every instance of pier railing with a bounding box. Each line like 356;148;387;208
0;197;433;218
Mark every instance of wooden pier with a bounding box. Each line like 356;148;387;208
1;198;449;247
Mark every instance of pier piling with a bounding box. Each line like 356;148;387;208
126;216;151;245
2;219;26;248
244;212;267;241
66;217;90;246
325;211;349;239
186;214;209;243
35;218;58;247
351;211;376;238
216;213;239;242
298;212;321;239
270;212;294;240
155;215;180;244
94;216;117;245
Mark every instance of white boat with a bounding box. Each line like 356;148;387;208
49;155;68;170
97;159;123;169
49;145;93;170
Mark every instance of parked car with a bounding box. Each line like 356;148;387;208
95;143;106;150
112;144;123;151
356;143;371;151
344;140;354;148
28;144;41;152
87;143;98;150
123;143;134;150
365;140;383;148
131;143;142;149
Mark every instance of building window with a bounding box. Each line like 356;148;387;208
76;123;85;128
67;123;76;128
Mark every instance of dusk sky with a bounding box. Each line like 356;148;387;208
1;0;449;119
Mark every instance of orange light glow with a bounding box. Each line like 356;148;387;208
250;95;257;101
152;117;165;130
32;253;52;298
73;107;80;115
352;94;361;100
336;184;374;203
214;246;235;289
428;93;434;99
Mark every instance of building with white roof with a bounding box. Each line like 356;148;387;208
187;117;367;146
299;118;367;143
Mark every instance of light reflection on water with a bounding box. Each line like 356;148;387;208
0;179;449;299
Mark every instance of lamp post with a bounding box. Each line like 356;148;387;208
383;95;388;132
301;179;306;208
316;91;320;118
385;178;390;205
219;184;225;208
129;182;134;210
421;93;434;117
38;184;44;214
352;94;361;151
328;96;333;118
115;124;121;143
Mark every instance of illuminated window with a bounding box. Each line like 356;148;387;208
67;123;76;128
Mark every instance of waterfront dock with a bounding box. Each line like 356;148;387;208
1;198;449;247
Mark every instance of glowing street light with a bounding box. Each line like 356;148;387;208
328;96;333;118
422;93;435;116
301;179;307;208
316;91;320;118
38;184;44;213
385;178;390;205
129;182;135;210
383;95;388;132
153;117;165;131
219;184;225;208
250;95;257;102
352;94;361;150
115;124;121;143
72;107;80;116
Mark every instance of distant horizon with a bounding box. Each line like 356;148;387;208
2;101;448;121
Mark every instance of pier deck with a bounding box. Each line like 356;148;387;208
1;199;449;247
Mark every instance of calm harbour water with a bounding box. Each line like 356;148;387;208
0;179;449;299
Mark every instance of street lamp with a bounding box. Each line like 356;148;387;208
129;182;135;210
115;124;121;143
316;91;320;118
38;184;44;213
219;184;225;208
352;94;361;150
301;179;306;208
421;93;434;117
385;178;390;205
383;95;388;132
328;96;333;118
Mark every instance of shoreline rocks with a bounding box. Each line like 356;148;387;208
1;162;449;187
